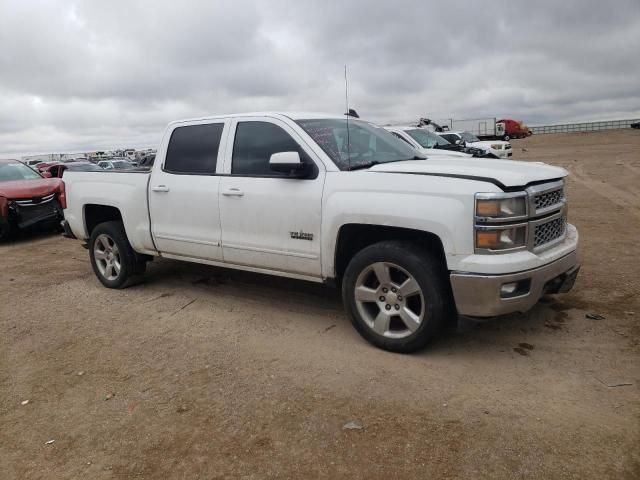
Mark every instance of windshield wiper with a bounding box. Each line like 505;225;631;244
347;161;381;171
347;156;426;171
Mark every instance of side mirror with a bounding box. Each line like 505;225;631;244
455;139;462;145
269;151;307;176
41;171;52;178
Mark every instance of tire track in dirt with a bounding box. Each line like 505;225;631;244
569;163;640;218
622;160;640;176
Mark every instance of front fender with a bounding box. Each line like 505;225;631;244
321;172;498;278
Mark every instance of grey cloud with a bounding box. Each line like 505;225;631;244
1;0;639;156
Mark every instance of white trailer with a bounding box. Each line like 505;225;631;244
435;118;506;140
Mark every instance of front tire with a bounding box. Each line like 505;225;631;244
342;241;453;353
89;221;146;288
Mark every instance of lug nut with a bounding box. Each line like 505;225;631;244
382;287;388;293
394;304;400;310
379;296;385;302
385;304;391;311
397;295;403;301
391;287;397;293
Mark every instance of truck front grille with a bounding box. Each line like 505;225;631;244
14;193;56;207
534;216;566;248
534;188;564;212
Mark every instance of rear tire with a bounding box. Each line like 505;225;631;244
342;241;453;353
89;221;146;289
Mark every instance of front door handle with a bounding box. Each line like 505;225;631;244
151;185;170;193
222;188;244;197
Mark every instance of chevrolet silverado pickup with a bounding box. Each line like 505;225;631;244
62;113;579;353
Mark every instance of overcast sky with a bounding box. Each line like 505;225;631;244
1;0;639;157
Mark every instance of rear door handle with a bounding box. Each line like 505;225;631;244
151;185;170;193
222;188;244;197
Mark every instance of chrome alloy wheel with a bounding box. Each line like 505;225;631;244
93;233;121;281
353;262;425;339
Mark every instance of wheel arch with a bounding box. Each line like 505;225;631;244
83;204;123;237
333;224;447;283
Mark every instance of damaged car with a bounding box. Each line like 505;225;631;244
0;159;65;241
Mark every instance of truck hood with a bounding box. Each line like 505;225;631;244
0;178;62;199
368;158;567;188
418;148;471;158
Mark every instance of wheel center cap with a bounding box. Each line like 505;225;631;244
386;291;398;304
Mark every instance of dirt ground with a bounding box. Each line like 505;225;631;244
1;130;639;479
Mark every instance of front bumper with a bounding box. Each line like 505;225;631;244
493;148;512;158
450;250;579;317
9;198;63;230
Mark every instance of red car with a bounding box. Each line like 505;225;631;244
0;159;66;241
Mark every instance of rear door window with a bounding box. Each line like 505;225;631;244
164;123;224;174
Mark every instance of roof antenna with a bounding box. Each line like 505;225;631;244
344;65;351;170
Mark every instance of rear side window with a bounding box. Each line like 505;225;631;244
232;121;302;176
164;123;224;174
441;134;458;144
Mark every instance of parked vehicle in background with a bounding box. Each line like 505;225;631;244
137;153;156;168
24;159;44;167
385;126;496;158
434;117;506;140
0;159;65;241
98;158;135;170
499;119;532;140
631;121;640;129
40;161;103;178
437;131;513;159
63;112;579;353
35;162;57;173
384;126;472;158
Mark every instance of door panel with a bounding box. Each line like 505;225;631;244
219;176;323;275
219;119;323;276
149;121;227;260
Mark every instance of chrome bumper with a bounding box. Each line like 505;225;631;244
450;250;579;317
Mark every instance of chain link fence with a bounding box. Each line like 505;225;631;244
530;119;640;134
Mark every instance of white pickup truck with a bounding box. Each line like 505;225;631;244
62;112;579;353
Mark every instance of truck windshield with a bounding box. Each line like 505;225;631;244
405;129;451;148
296;118;421;170
0;162;42;182
460;131;481;143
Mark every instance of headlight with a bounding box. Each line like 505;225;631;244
475;224;527;251
490;144;503;150
475;193;527;220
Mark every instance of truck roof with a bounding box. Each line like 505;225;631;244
168;112;349;127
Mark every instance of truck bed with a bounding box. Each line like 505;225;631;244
63;170;157;255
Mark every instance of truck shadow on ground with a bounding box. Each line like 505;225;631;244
141;257;575;354
0;228;61;246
